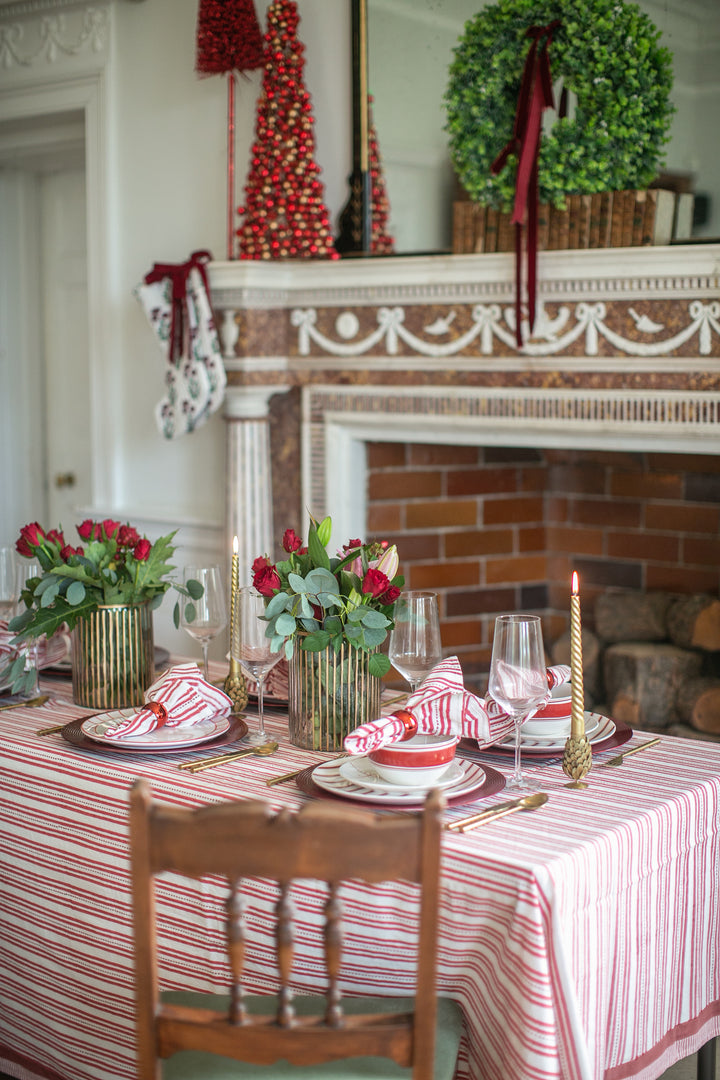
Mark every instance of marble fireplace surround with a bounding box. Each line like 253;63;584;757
208;244;720;580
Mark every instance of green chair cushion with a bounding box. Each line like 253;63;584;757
161;991;463;1080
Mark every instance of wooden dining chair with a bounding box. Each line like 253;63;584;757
129;778;463;1080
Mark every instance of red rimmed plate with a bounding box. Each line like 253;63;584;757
295;757;506;808
59;714;248;755
461;713;632;761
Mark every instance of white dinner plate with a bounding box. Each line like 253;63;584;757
518;712;601;746
81;709;231;749
312;757;487;806
339;756;465;794
499;711;614;752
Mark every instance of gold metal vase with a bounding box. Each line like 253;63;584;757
288;642;381;751
71;603;154;710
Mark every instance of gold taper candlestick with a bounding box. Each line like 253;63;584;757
224;535;248;712
563;570;592;786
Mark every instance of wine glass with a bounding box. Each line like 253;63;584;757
487;614;547;794
179;566;227;681
231;586;282;745
388;591;442;693
0;548;16;621
10;562;42;697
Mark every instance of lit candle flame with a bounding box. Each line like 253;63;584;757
233;535;238;555
572;570;579;595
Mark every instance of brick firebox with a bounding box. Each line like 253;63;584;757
365;442;720;683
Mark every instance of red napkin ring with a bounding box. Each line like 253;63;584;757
394;709;418;741
144;701;168;726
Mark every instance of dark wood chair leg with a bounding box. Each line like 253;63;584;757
698;1037;717;1080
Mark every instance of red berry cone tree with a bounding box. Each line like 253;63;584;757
236;0;338;259
368;96;395;256
196;0;265;259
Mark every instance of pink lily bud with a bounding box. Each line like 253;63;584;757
374;544;399;581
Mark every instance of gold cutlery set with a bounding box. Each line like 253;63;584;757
446;792;548;833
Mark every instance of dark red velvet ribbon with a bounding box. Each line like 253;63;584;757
144;249;213;361
492;22;559;348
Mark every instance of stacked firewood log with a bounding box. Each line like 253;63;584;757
550;592;720;741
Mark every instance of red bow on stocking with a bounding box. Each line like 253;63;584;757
143;249;213;362
492;21;560;348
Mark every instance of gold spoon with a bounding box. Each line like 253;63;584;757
179;741;279;774
447;791;548;833
0;694;50;712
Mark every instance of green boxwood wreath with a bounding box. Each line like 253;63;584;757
444;0;675;210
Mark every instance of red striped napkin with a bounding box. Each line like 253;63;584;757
343;656;571;755
105;663;232;740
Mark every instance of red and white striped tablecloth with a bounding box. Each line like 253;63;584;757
1;676;719;1080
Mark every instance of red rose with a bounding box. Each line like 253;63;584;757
117;525;140;547
379;585;401;605
17;522;45;557
77;519;100;541
102;519;120;540
252;557;281;597
361;568;391;599
343;539;363;553
133;538;151;561
60;544;83;561
46;528;65;548
283;528;303;553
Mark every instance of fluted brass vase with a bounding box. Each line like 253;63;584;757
71;603;154;710
288;643;381;751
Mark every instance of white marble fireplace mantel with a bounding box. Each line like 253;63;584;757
208;245;720;577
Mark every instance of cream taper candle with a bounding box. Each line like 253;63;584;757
570;571;585;738
230;535;239;642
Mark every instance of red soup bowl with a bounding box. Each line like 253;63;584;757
368;733;458;786
522;683;573;737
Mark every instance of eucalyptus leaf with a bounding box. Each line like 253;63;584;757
266;591;291;617
184;602;197;623
302;630;331;651
186;578;204;600
65;580;86;606
275;612;297;636
306;567;339;593
287;572;308;593
361;625;387;648
358;608;389;628
40;584;59;608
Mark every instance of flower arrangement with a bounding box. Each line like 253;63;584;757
251;516;403;678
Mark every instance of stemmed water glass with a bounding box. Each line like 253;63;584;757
0;548;16;622
388;591;442;694
488;614;547;794
231;586;282;746
179;566;227;682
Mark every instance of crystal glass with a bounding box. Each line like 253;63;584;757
388;591;442;693
9;562;42;697
179;566;227;681
0;547;16;621
231;586;281;745
488;614;547;794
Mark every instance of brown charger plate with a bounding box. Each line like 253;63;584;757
459;716;632;761
59;714;248;755
295;759;506;808
247;694;288;712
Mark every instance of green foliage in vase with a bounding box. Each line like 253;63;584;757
2;518;202;694
444;0;675;209
251;516;404;679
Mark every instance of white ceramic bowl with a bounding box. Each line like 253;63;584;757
522;683;573;737
368;733;458;786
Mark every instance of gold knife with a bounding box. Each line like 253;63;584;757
36;723;67;736
599;737;661;768
0;694;49;712
179;741;279;774
266;752;350;787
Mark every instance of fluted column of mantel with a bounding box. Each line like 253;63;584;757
224;387;284;585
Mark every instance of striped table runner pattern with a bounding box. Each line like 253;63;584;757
1;675;719;1080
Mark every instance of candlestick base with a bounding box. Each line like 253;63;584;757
562;733;592;783
224;658;249;713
